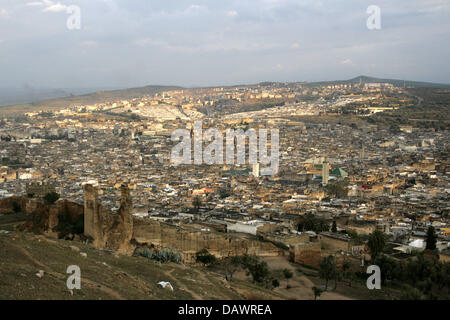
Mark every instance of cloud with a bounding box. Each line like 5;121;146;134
26;0;68;12
226;10;238;17
0;8;8;16
80;41;98;48
26;2;44;6
1;0;449;88
340;58;353;65
183;4;207;15
43;2;68;13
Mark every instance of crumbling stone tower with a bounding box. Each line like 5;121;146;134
83;183;102;245
83;182;134;254
112;184;134;253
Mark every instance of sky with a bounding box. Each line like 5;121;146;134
0;0;449;89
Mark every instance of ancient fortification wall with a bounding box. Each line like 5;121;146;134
19;198;83;235
133;220;284;264
289;242;322;268
82;183;283;261
82;183;133;254
0;196;28;215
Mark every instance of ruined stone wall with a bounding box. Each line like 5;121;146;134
83;184;100;240
83;183;134;254
48;200;83;230
103;185;134;254
344;224;376;236
19;199;83;236
82;184;282;259
319;235;351;252
0;196;28;214
133;220;284;264
289;242;322;268
260;232;309;246
26;182;56;198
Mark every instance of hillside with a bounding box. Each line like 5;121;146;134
304;75;450;89
0;214;403;301
0;229;290;300
0;85;183;116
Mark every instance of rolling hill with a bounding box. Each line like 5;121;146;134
0;85;183;116
304;75;450;89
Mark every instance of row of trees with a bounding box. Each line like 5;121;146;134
196;250;274;285
297;214;330;233
318;256;357;291
317;228;449;299
195;250;294;289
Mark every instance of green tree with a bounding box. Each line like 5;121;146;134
326;181;349;198
12;201;21;213
312;286;323;300
374;254;398;285
333;268;342;290
54;212;84;239
342;260;356;287
241;255;270;285
331;221;337;233
319;255;336;290
283;269;293;288
195;249;216;266
425;226;437;251
346;229;360;240
272;279;280;289
44;192;60;204
297;214;330;233
218;187;232;199
222;256;242;281
400;287;425;300
367;230;386;261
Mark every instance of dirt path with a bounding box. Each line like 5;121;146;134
263;256;352;300
190;268;238;300
11;243;126;300
164;268;203;300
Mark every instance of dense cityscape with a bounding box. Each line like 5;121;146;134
0;79;449;300
0;0;449;306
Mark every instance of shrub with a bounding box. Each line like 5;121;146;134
196;249;217;266
44;192;60;204
12;201;21;213
134;247;182;264
54;212;84;238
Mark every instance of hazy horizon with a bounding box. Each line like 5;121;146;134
1;73;450;107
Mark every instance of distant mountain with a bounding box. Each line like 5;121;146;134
2;75;449;116
305;75;450;88
0;87;120;107
0;85;183;115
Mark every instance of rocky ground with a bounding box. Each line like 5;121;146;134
0;229;289;300
0;212;399;300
